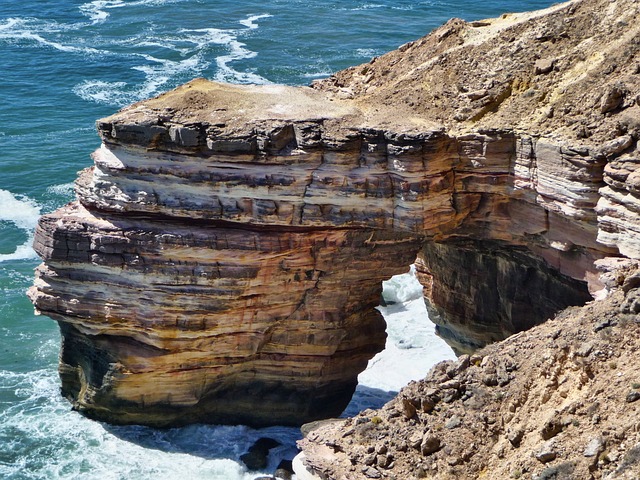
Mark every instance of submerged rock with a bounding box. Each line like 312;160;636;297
241;437;281;471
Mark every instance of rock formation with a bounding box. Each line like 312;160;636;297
297;268;640;479
29;0;640;427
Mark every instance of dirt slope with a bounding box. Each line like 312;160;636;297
315;0;640;145
298;265;640;479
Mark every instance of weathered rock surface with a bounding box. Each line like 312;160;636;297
297;268;640;479
28;0;640;427
32;202;418;426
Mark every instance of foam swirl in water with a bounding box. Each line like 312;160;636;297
0;190;41;262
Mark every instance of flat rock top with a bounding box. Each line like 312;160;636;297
100;79;363;133
100;76;450;137
100;0;639;147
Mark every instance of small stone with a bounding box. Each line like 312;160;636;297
576;124;590;139
446;456;461;466
447;355;470;376
470;354;483;366
622;273;640;293
409;431;424;450
507;428;524;447
421;435;441;456
534;58;555;75
342;428;355;438
445;415;462;429
535;442;557;463
576;342;594;357
400;398;417;419
594;320;612;332
541;417;563;440
376;454;392;469
362;466;382;478
465;89;488;101
583;436;605;457
482;374;498;387
364;453;376;466
600;83;626;113
442;389;459;403
497;372;512;387
626;391;640;403
440;379;461;390
274;459;293;480
421;396;436;413
606;450;619;462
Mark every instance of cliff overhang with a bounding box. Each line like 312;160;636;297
28;0;640;427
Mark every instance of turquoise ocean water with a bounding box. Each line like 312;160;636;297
0;1;555;478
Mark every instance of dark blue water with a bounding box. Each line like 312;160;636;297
0;0;556;478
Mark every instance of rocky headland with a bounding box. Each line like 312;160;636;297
27;0;639;473
296;274;640;480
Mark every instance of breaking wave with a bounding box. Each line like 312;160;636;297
0;190;41;262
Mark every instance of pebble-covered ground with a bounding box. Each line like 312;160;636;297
299;265;640;479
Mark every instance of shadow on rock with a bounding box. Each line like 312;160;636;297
102;421;301;468
341;384;399;418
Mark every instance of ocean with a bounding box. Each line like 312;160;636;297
0;0;554;478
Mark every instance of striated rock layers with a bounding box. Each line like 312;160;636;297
29;0;640;426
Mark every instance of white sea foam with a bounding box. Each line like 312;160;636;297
45;183;75;197
350;3;385;10
173;26;236;51
381;264;423;303
134;52;206;98
0;368;299;480
79;1;124;24
239;14;272;30
0;190;41;262
0;17;104;54
73;80;130;106
73;51;208;106
355;47;379;58
301;69;333;79
166;26;271;85
79;0;187;25
74;19;272;107
345;267;456;413
214;38;269;84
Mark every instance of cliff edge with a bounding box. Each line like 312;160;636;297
28;0;640;438
297;268;640;479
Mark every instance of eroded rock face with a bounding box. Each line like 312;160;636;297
297;271;640;480
28;0;640;426
32;202;419;426
29;83;434;426
416;240;592;354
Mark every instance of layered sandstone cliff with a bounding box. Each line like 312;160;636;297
29;0;640;428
